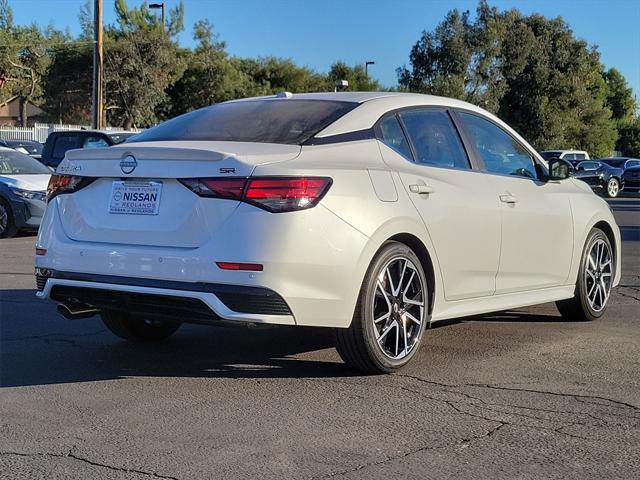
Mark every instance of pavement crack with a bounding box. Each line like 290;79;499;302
0;449;179;479
467;383;639;411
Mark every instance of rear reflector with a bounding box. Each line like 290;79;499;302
180;176;332;213
35;248;47;256
216;262;264;271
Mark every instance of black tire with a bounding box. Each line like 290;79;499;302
334;241;429;374
0;199;18;238
101;310;181;342
605;177;620;198
556;228;613;321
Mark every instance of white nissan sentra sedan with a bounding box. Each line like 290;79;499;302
35;92;621;373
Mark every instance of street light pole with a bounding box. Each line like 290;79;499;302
365;61;375;78
149;2;166;29
91;0;103;130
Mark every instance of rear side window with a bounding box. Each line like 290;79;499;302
574;153;586;160
129;100;358;145
458;112;536;179
52;136;78;160
377;115;413;160
399;109;470;169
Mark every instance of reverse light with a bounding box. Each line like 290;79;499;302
46;175;95;202
180;176;332;213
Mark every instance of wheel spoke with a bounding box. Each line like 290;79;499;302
394;323;400;357
402;321;409;357
377;321;396;342
404;311;422;326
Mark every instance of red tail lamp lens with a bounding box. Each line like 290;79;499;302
245;177;332;212
181;176;332;213
46;175;94;202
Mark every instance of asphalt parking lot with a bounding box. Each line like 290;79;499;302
1;195;638;479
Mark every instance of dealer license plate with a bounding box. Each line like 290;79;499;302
109;181;162;215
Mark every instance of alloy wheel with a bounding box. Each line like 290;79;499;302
371;256;426;360
584;239;613;312
607;178;619;197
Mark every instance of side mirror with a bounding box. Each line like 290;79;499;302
548;158;573;181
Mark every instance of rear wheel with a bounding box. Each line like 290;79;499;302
605;178;620;198
101;311;181;342
556;228;613;321
334;242;428;373
0;199;18;238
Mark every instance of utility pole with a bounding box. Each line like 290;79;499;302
91;0;104;130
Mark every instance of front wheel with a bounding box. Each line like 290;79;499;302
334;242;429;373
556;228;614;321
605;178;620;198
0;199;18;238
101;311;181;342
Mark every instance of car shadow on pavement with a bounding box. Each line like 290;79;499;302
3;288;574;388
1;289;362;388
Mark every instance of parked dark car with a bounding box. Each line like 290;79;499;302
0;139;44;159
41;130;138;168
599;157;640;176
572;160;624;198
622;165;640;192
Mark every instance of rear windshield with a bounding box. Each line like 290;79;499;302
0;150;51;175
129;100;358;145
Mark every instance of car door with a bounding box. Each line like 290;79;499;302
455;111;573;294
376;109;501;301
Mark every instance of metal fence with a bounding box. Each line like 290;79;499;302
0;123;139;143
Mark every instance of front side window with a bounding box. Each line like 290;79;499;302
377;115;412;160
458;112;536;179
398;109;470;169
574;153;587;160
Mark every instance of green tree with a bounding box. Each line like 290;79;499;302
327;61;380;91
397;1;619;157
167;20;253;115
105;0;186;128
0;1;58;126
603;68;636;124
616;118;640;157
234;56;328;95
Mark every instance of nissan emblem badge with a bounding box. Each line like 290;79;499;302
120;155;137;174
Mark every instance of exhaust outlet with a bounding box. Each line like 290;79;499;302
57;303;100;320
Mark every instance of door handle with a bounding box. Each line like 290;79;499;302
499;194;518;204
409;184;435;195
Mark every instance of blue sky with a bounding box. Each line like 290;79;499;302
10;0;640;95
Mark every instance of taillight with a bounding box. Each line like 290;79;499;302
180;176;332;213
178;178;245;199
46;175;95;202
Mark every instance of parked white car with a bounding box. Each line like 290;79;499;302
540;149;590;167
0;147;50;238
35;92;621;373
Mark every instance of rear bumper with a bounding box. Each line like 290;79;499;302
37;270;295;326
